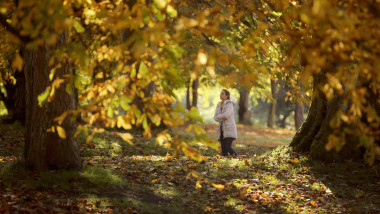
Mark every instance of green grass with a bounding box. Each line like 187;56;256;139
78;130;171;158
82;166;125;187
0;160;125;192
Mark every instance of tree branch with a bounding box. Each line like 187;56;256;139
201;33;233;54
0;14;32;43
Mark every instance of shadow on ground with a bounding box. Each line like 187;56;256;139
307;160;380;213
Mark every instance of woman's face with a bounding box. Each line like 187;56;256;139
220;91;227;101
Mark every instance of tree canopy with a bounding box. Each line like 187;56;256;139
0;0;379;165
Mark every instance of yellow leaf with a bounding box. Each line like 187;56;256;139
196;180;202;189
119;133;133;145
54;112;68;125
56;126;66;139
156;132;171;146
310;201;317;207
151;179;158;183
291;158;299;163
117;117;132;130
186;124;205;135
38;87;51;107
212;183;225;189
86;134;94;144
356;192;364;197
47;126;55;133
106;85;115;93
166;5;177;18
12;52;23;71
325;134;340;151
153;0;169;9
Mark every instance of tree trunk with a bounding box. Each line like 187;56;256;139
290;73;362;162
294;101;304;130
24;33;81;171
0;50;26;123
278;109;293;128
186;82;191;110
238;88;251;124
267;79;278;128
13;68;26;123
191;78;199;108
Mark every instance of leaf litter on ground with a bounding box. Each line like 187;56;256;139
0;122;379;213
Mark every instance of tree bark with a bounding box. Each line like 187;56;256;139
24;33;81;171
238;88;251;124
267;79;278;128
186;82;191;110
290;73;362;162
13;69;26;123
191;78;199;108
294;101;304;130
278;109;293;128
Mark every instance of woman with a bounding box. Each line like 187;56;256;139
214;89;238;157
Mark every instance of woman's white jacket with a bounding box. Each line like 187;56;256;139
214;100;237;140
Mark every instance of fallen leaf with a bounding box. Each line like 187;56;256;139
212;183;224;189
310;201;317;207
291;158;299;163
356;192;364;198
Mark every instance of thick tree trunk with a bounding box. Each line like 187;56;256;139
24;33;81;171
294;102;304;130
238;88;251;124
267;79;278;128
290;73;362;162
191;78;199;108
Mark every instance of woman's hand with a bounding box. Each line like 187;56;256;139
216;102;234;120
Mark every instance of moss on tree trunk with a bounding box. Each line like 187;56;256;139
290;73;363;162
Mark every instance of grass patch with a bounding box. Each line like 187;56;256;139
82;166;125;187
0;160;125;193
78;131;171;157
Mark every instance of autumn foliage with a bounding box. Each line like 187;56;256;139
0;0;379;166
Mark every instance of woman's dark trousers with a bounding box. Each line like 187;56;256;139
220;131;237;156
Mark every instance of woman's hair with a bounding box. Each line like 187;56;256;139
222;89;230;100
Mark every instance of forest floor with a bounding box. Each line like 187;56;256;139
0;121;379;213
